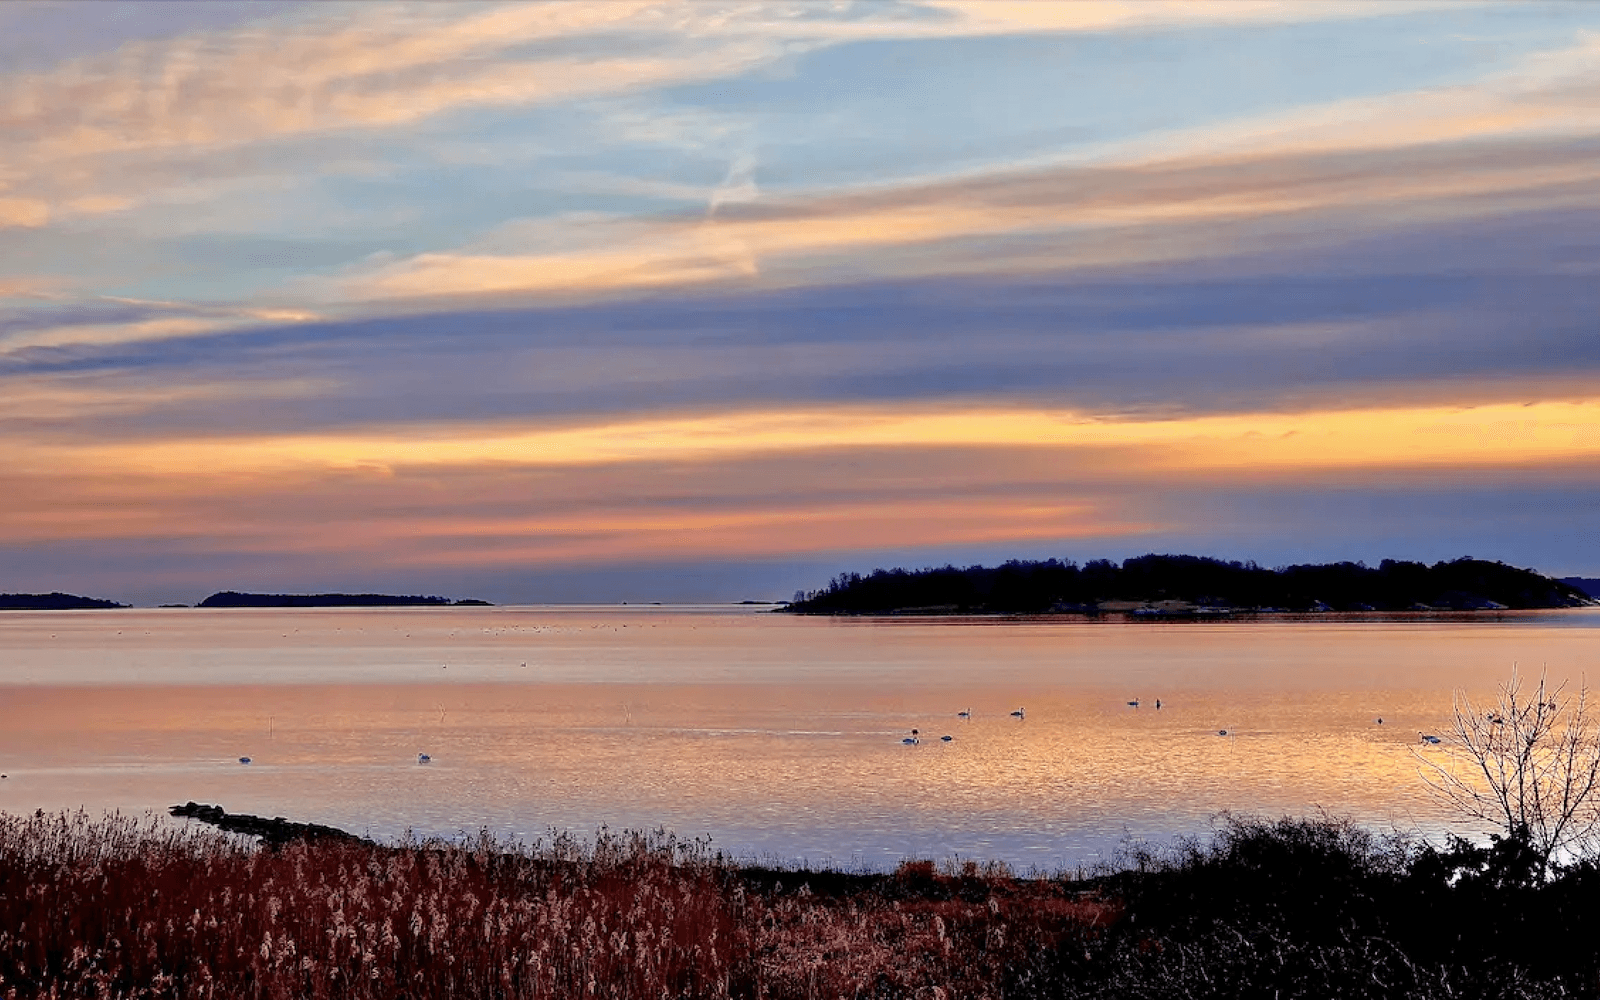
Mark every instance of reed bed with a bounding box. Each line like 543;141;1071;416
11;810;1591;998
0;811;1111;999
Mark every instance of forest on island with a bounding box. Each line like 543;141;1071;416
788;554;1593;615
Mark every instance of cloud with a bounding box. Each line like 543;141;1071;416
707;152;760;217
0;197;49;228
12;397;1600;482
0;1;1472;231
5;204;1595;447
0;372;333;424
303;24;1598;310
0;297;320;355
333;135;1600;307
5;393;1599;577
919;0;1452;37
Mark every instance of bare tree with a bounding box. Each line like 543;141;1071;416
1417;666;1600;871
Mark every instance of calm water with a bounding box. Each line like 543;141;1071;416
2;605;1597;870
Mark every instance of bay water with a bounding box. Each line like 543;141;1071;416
2;605;1596;871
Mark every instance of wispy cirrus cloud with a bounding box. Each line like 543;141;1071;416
0;296;319;357
0;1;1455;229
326;30;1600;309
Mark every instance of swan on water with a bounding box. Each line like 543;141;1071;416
1010;707;1025;718
1127;699;1140;707
238;757;252;764
957;708;971;718
902;728;920;745
1419;732;1442;744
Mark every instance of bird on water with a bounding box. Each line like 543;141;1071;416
1419;732;1442;744
418;753;431;763
238;757;252;764
902;729;920;745
1010;707;1025;719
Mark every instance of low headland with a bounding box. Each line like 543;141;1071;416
5;806;1598;998
1562;576;1600;598
786;554;1594;616
196;592;493;608
0;592;128;610
2;591;494;610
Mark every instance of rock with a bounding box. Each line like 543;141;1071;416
169;802;371;847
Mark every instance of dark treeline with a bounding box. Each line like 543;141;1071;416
197;592;492;608
0;592;126;610
789;554;1592;614
1063;815;1600;997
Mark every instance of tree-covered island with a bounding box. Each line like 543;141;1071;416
197;592;492;608
787;554;1594;615
0;592;128;610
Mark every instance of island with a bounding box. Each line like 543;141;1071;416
0;592;128;610
1561;577;1600;599
196;592;493;608
786;554;1595;615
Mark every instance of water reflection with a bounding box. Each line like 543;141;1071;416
1;606;1596;869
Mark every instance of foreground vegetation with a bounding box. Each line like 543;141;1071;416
788;554;1592;614
6;810;1600;998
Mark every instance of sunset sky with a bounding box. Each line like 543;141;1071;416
3;0;1598;605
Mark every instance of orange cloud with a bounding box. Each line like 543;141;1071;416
16;398;1596;480
3;397;1598;564
0;196;49;228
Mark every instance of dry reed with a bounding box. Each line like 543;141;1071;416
0;811;1112;999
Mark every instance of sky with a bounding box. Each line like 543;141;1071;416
2;0;1599;606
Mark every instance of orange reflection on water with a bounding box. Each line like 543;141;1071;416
2;606;1596;868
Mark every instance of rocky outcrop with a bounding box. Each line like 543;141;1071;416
168;802;370;847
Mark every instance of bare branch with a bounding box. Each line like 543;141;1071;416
1417;666;1600;871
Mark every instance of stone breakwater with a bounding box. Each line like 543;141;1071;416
168;801;371;846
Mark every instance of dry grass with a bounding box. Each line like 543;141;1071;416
0;811;1114;999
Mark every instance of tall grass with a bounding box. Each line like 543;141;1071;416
0;811;1111;999
15;810;1594;998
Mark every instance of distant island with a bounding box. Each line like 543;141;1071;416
786;555;1595;615
0;592;128;610
197;592;492;608
1561;577;1600;599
